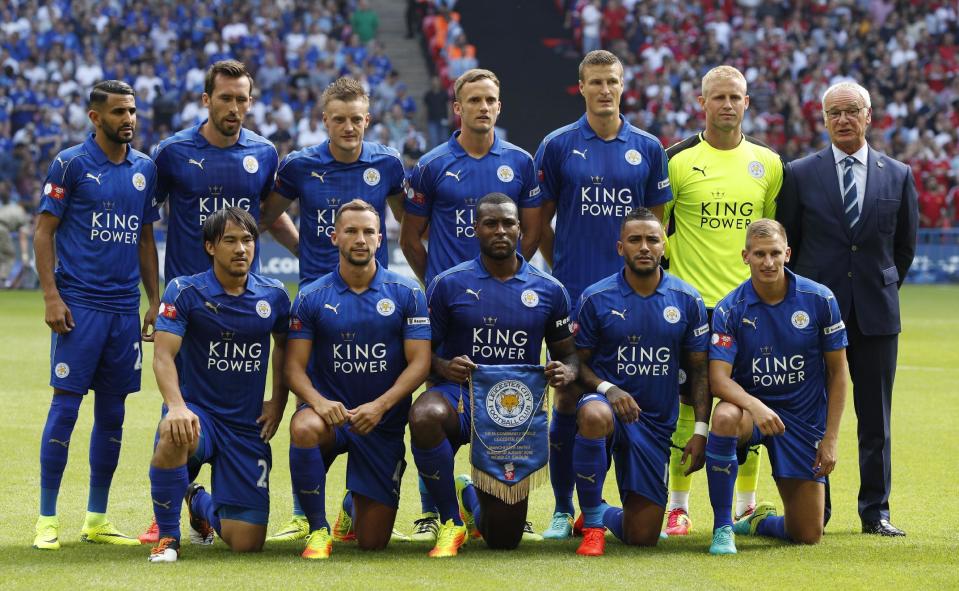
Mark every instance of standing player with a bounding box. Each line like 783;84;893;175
284;200;431;560
704;219;847;554
533;49;673;539
257;77;407;543
399;69;543;541
408;193;578;557
661;65;783;535
33;80;160;550
571;208;709;556
147;208;291;563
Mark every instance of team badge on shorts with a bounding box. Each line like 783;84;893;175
256;300;272;318
243;155;259;174
485;379;535;428
363;167;381;186
132;172;147;191
376;298;396;316
748;161;765;178
497;165;514;182
625;149;643;165
520;289;539;308
791;310;810;329
54;362;70;379
663;305;681;323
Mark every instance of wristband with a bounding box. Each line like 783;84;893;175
596;381;615;395
694;421;709;438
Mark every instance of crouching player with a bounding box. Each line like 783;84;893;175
705;219;848;555
572;208;710;555
285;199;431;559
148;208;291;562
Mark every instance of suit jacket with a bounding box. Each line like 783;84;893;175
777;146;918;336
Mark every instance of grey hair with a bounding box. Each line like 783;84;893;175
822;81;871;109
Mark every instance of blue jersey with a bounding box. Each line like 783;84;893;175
405;132;541;285
710;269;848;427
289;265;430;435
535;115;672;304
152;124;278;281
576;268;708;439
427;255;573;373
38;134;159;313
156;270;291;432
274;141;405;285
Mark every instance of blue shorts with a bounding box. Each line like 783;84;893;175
50;306;141;395
187;403;271;521
431;381;472;448
579;394;670;508
738;408;825;484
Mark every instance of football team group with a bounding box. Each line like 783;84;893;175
31;47;917;562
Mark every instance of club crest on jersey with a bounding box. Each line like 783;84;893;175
376;298;396;316
663;306;681;324
791;310;810;329
497;165;514;183
748;160;765;178
363;167;381;186
132;172;147;191
485;379;535;428
625;149;642;166
159;303;177;319
256;300;272;318
243;155;259;174
521;289;539;308
44;183;65;200
54;362;70;379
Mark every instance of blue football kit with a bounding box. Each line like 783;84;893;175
274;141;405;286
405;132;541;285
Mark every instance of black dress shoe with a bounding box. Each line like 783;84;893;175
862;519;906;536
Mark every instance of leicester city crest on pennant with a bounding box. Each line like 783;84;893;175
363;167;381;186
663;305;681;324
377;298;396;316
243;155;259;174
791;310;810;329
256;300;272;318
748;160;765;179
497;165;514;182
132;172;147;191
625;149;642;165
521;289;539;308
485;379;535;428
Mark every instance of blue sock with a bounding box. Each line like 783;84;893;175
573;434;607;527
462;480;480;521
39;393;82;516
411;440;461;525
602;506;625;542
549;410;577;515
150;465;188;540
757;514;789;540
289;445;328;531
342;490;354;518
292;491;305;517
190;487;221;535
705;433;739;530
418;476;438;514
87;393;126;514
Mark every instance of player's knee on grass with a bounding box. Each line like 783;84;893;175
219;520;266;552
710;402;744;436
408;391;456;448
353;494;396;551
622;494;664;546
553;382;583;415
780;479;825;544
577;400;613;439
289;408;331;448
478;491;526;550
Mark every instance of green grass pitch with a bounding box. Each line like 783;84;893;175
1;285;957;590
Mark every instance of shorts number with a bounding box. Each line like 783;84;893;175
256;459;269;489
133;342;143;370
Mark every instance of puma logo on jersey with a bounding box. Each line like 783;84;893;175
445;170;462;181
56;156;67;167
741;317;758;330
152;498;172;510
298;486;322;495
310;171;326;182
711;464;731;475
419;470;441;480
576;473;597;483
324;303;340;314
85;172;103;185
47;438;70;448
188;158;205;170
465;288;482;300
204;301;220;314
610;308;627;320
572;148;588;160
692;165;707;177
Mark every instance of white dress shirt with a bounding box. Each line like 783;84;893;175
832;143;868;216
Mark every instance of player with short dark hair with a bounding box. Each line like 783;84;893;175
33;80;160;550
284;199;431;559
571;208;709;556
534;49;673;540
147;207;291;563
408;194;578;557
704;219;848;555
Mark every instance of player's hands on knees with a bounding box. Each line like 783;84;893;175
682;434;707;476
607;387;640;423
347;400;387;436
443;355;476;383
749;401;785;436
257;398;285;442
44;293;74;334
813;435;838;477
544;360;575;387
163;404;200;446
141;303;159;342
311;398;349;427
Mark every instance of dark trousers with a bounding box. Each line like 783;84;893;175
845;306;898;522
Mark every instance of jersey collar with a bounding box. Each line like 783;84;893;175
617;266;669;297
332;263;385;293
472;254;530;282
318;140;372;164
203;268;260;297
448;130;503;157
577;113;630;143
192;122;254;148
744;267;798;306
84;133;136;165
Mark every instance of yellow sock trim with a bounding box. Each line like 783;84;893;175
736;446;762;494
668;403;696;493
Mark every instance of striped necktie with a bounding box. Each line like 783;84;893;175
842;156;860;228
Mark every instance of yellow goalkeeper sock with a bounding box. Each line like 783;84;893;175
667;403;696;511
735;445;762;516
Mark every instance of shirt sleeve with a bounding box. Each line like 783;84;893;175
708;300;738;364
544;282;573;344
262;145;280;202
403;160;432;217
683;292;710;353
426;275;448;345
273;155;299;201
142;166;161;224
272;286;292;335
819;292;848;352
156;281;190;337
37;152;72;218
644;140;673;207
402;284;431;340
533;137;560;204
574;292;599;350
763;153;784;218
387;150;406;196
150;143;172;207
288;292;314;340
517;153;542;208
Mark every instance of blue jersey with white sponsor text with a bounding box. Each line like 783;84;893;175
405;132;541;285
576;268;708;439
274;141;405;285
427;255;573;377
535;115;672;305
152;124;278;280
156;270;290;432
709;269;848;428
38;134;159;313
288;265;430;435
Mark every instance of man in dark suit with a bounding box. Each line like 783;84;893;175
777;81;918;537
